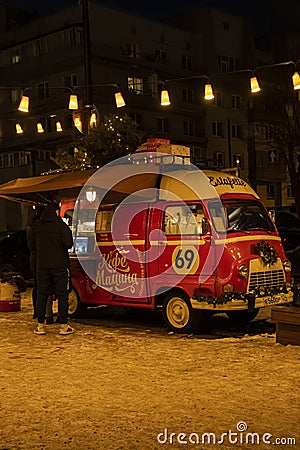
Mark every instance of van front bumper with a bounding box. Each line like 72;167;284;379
191;291;293;311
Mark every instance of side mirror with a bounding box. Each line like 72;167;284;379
201;217;210;235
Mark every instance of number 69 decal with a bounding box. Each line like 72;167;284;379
171;246;199;275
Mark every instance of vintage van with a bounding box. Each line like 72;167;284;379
68;158;293;333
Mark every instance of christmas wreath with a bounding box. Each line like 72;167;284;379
255;241;278;266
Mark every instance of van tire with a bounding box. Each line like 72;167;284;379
0;263;16;278
68;288;86;318
227;309;259;323
162;291;203;334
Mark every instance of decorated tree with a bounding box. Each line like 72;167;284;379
53;114;143;170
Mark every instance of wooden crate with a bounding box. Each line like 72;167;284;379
271;306;300;346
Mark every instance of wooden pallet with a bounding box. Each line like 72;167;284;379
271;306;300;346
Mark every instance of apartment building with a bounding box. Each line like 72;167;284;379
0;0;298;230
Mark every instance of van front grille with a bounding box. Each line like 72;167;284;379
248;269;285;292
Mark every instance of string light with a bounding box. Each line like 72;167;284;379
18;95;29;112
250;76;261;93
56;121;63;132
115;92;126;108
204;83;214;100
292;72;300;90
68;94;78;110
160;89;170;106
2;59;298;135
15;123;23;134
36;122;44;133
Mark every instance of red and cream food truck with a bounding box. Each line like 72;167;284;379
66;155;293;333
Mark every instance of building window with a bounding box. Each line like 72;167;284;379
232;94;241;109
64;74;78;88
155;49;168;63
222;22;229;30
263;125;275;140
129;112;142;127
267;183;275;199
212;121;223;137
38;82;49;100
213;91;223;107
183;120;194;136
11;89;22;104
128;77;143;95
217;54;238;72
182;55;192;70
127;43;140;59
182;88;193;103
38;150;52;161
232;124;243;139
213;152;225;167
12;55;21;64
157;117;170;133
287;184;293;198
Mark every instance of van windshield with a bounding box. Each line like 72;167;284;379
208;200;276;234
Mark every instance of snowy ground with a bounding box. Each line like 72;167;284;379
0;290;299;450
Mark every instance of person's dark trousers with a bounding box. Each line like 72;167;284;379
32;273;37;318
36;269;69;324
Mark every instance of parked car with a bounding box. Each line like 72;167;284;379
275;210;300;282
0;229;32;282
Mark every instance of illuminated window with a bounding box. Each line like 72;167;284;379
128;77;143;95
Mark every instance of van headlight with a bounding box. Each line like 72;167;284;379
283;260;292;273
238;264;248;278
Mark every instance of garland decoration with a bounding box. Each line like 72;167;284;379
193;285;290;308
255;241;278;266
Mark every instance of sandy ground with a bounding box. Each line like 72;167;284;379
0;290;299;450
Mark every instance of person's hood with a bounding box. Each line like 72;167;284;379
41;205;59;222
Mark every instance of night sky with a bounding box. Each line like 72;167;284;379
1;0;299;35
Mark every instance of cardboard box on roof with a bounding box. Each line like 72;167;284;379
158;144;190;157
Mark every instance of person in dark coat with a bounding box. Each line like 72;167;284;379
26;205;44;319
27;203;74;335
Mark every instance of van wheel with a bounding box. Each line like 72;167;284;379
0;263;15;278
162;291;202;334
227;309;259;323
68;288;86;318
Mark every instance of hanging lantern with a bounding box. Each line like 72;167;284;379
115;92;126;108
18;95;29;112
160;89;170;106
250;76;261;93
73;113;83;133
292;72;300;90
68;94;78;110
56;121;63;132
90;112;97;127
37;122;44;133
204;83;214;100
15;123;23;134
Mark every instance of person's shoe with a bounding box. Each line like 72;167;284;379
55;315;61;324
45;317;54;324
59;324;75;335
34;324;46;335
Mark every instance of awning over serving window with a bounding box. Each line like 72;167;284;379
0;165;161;205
